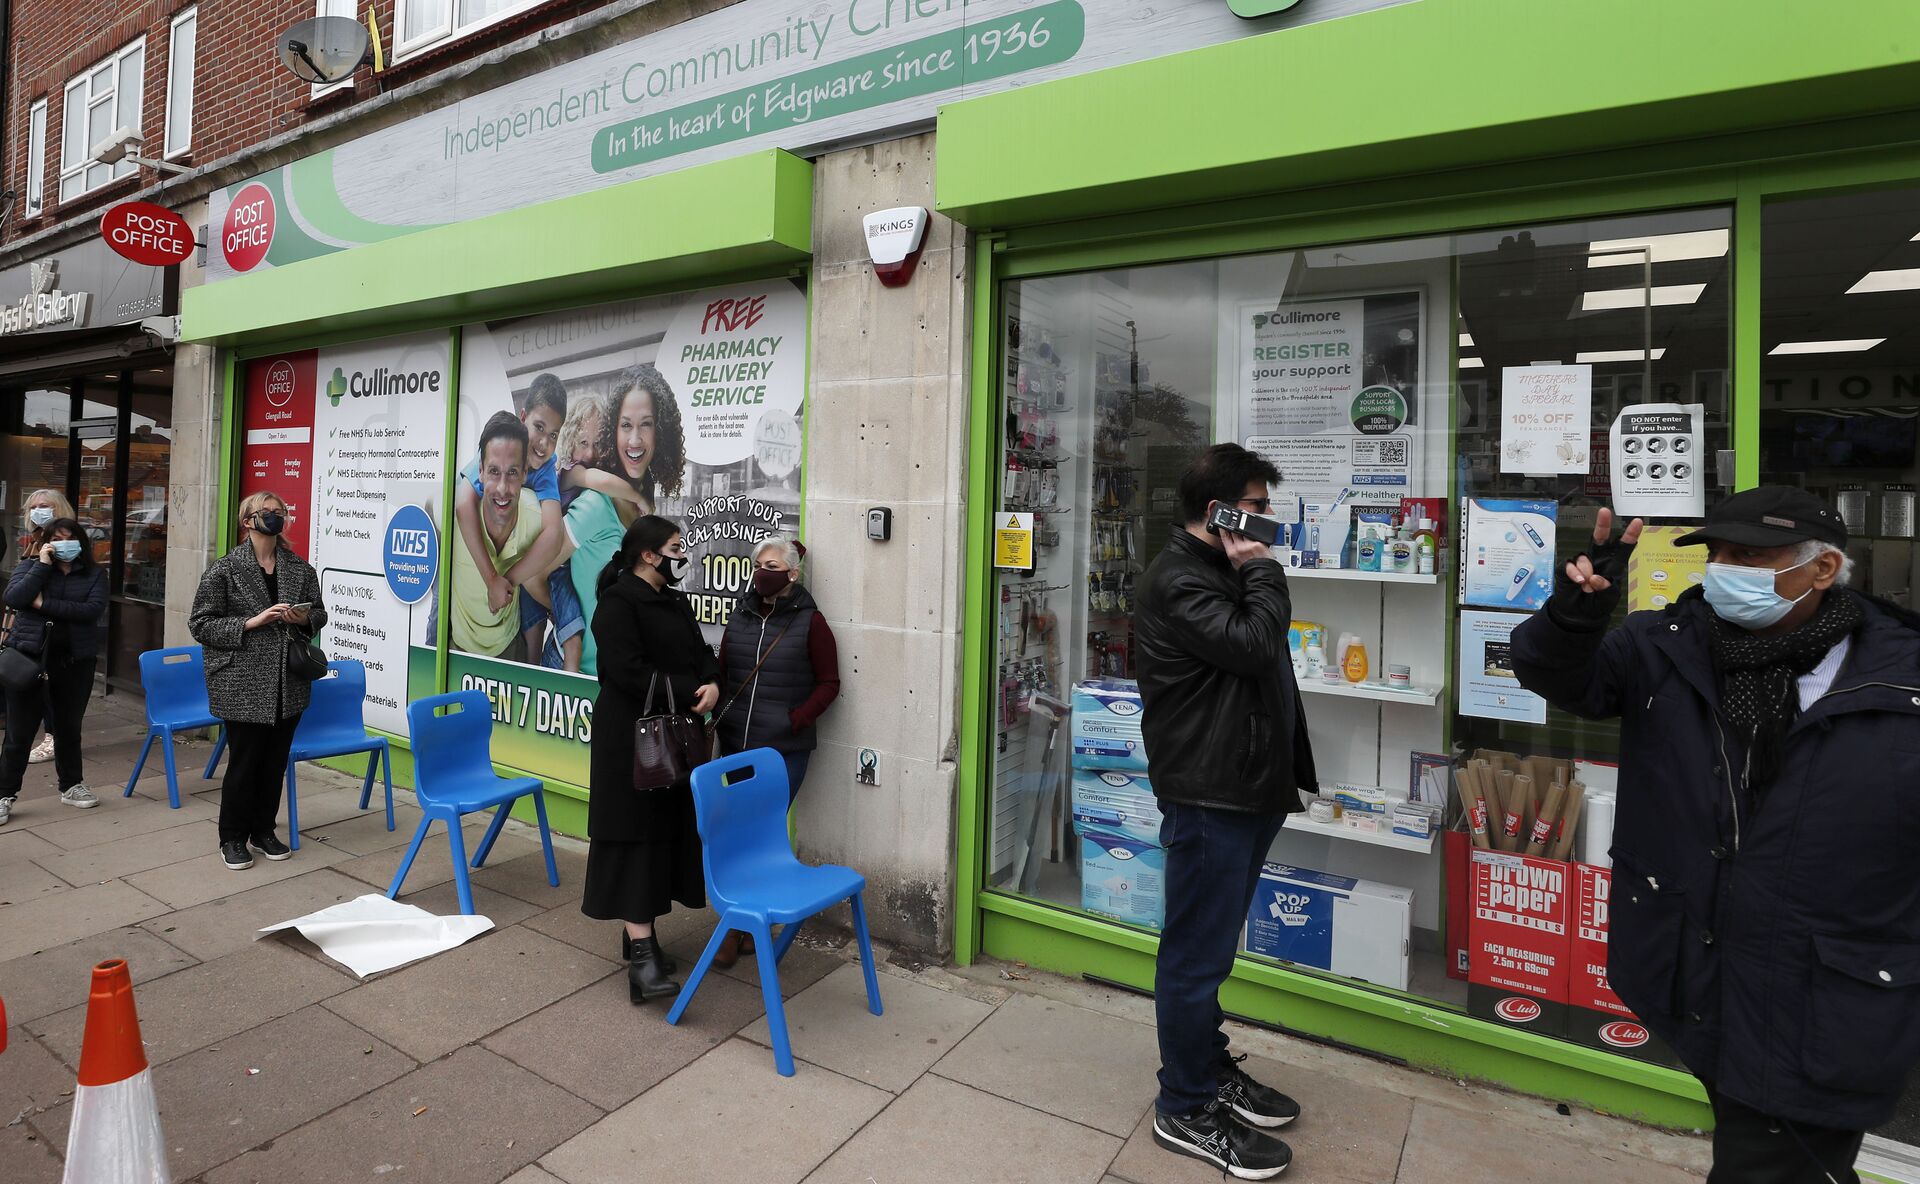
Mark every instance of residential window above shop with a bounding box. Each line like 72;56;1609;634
312;0;358;97
397;0;539;57
164;9;197;158
25;99;48;217
59;39;145;203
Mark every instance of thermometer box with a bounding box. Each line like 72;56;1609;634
1244;863;1411;990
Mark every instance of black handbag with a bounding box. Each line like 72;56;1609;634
632;673;709;791
286;628;328;682
0;642;44;692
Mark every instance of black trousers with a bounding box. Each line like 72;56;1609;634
0;656;95;798
1708;1090;1865;1184
218;716;300;845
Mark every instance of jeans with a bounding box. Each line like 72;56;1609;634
1706;1091;1864;1184
781;750;811;805
522;566;586;668
1154;799;1285;1117
218;716;300;845
0;655;95;798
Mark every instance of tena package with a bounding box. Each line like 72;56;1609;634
1070;769;1163;846
1071;679;1148;772
1080;829;1166;931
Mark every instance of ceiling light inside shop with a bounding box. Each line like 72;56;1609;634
1581;284;1707;311
1459;356;1484;368
1458;332;1474;347
1586;230;1729;267
1768;338;1886;355
1575;348;1668;363
1845;268;1920;294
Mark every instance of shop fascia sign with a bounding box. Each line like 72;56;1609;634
0;262;92;337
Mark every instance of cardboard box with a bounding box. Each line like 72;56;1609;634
1245;863;1412;990
1080;829;1166;931
1568;865;1683;1067
1468;850;1572;1037
1070;769;1163;846
1070;680;1149;772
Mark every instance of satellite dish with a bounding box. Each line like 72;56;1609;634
277;16;372;85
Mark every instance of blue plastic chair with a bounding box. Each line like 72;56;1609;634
285;660;394;851
127;647;227;808
392;691;559;915
666;747;883;1076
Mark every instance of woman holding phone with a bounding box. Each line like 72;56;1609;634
189;491;328;870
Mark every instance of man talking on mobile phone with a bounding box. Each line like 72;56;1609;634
1132;443;1316;1180
1512;488;1920;1184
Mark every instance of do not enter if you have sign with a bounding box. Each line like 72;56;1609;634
995;512;1035;571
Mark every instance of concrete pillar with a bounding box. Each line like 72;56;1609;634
164;198;223;648
797;133;971;955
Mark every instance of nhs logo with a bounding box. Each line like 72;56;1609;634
392;528;432;558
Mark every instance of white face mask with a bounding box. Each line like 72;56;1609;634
27;507;52;528
1702;555;1815;629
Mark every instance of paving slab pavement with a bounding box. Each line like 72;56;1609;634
0;704;1717;1184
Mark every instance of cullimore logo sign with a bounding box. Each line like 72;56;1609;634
327;366;445;407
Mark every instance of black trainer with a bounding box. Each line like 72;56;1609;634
1153;1100;1291;1179
1218;1053;1302;1128
222;841;255;871
251;834;292;861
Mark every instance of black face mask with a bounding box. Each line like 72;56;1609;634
654;554;688;585
254;510;286;537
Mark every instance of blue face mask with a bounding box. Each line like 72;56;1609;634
1702;556;1813;629
50;539;82;562
27;507;53;528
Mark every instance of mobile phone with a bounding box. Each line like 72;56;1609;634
288;601;313;615
1207;503;1283;545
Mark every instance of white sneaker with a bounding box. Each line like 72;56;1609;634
28;734;53;764
60;783;99;809
0;796;12;825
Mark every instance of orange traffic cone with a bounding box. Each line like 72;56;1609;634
62;959;170;1183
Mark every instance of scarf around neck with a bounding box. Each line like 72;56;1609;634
1708;588;1864;790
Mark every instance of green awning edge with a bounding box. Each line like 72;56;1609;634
934;0;1920;228
184;148;814;347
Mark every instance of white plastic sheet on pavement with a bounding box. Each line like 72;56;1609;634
257;893;494;977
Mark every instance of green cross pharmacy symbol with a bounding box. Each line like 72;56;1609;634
1228;0;1303;14
326;368;348;407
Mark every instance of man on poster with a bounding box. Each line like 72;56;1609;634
1512;488;1920;1184
1133;443;1314;1181
450;412;545;662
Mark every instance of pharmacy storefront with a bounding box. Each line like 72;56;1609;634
938;0;1920;1140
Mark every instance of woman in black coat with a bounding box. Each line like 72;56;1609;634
0;517;108;825
583;514;720;1004
189;490;327;872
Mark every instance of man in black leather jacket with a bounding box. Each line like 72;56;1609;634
1134;443;1315;1181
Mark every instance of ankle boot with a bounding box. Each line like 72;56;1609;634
712;930;744;969
628;937;680;1004
621;932;676;975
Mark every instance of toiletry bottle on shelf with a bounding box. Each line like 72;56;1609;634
1356;526;1382;572
1413;518;1438;576
1342;636;1370;683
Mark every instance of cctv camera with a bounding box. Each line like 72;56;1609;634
91;128;144;167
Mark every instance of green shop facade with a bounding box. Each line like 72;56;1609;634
179;0;1920;1137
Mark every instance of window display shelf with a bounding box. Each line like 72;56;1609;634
1287;566;1438;585
1283;811;1436;854
1299;679;1441;706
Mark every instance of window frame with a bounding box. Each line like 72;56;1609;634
163;8;196;158
57;38;146;204
393;0;542;60
310;0;358;100
25;99;47;216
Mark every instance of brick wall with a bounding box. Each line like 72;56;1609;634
2;0;621;241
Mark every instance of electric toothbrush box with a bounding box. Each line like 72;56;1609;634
1070;680;1149;772
1298;501;1354;568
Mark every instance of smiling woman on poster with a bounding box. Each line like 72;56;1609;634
562;366;688;676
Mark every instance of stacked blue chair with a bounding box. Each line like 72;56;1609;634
126;647;227;808
392;690;559;915
285;660;394;851
666;747;883;1076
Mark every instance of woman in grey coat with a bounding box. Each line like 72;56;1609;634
189;490;328;870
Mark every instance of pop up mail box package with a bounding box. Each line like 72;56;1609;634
1244;862;1411;990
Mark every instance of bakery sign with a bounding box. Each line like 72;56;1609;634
0;262;92;336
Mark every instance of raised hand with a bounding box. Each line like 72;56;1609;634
1563;507;1644;594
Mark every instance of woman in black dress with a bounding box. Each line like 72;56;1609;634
582;514;719;1003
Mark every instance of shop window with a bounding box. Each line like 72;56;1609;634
121;383;172;602
311;0;358;98
163;9;197;158
988;208;1730;1028
2;385;75;562
396;0;539;57
59;40;144;203
1760;186;1920;606
25;99;47;217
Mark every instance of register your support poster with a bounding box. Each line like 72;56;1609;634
1237;291;1423;510
442;281;808;787
238;331;450;737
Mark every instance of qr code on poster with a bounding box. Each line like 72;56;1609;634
1353;438;1409;466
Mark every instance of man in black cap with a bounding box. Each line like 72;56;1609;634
1512;487;1920;1184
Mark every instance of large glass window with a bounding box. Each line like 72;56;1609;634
988;208;1731;1029
59;40;144;202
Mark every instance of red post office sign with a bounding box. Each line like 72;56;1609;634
100;201;195;267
